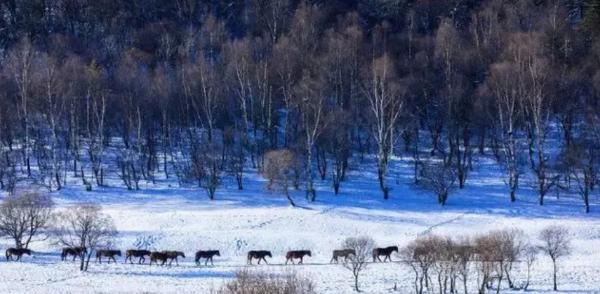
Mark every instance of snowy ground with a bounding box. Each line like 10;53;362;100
1;156;600;293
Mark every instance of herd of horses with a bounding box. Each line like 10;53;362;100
5;245;400;266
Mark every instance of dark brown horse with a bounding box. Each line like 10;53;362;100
372;246;398;262
61;247;87;261
285;250;311;264
163;251;185;266
5;248;32;261
195;250;220;266
125;249;152;264
149;251;169;266
247;250;272;265
330;249;355;263
96;249;121;264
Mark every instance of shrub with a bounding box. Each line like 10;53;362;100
218;270;316;294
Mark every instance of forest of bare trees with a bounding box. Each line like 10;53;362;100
1;0;600;212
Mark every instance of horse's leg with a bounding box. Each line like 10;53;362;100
299;257;303;264
263;257;268;264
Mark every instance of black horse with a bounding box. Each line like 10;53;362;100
61;247;87;261
372;246;398;262
285;250;311;264
125;249;152;264
195;250;220;266
149;251;169;266
330;249;355;263
6;248;32;261
247;250;272;265
96;249;121;264
163;251;185;266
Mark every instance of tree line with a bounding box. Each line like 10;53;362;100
1;0;600;211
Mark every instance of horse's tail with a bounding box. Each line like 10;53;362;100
5;249;9;261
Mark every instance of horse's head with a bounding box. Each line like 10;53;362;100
116;250;122;256
178;251;185;258
306;251;312;257
266;251;272;258
24;249;32;255
215;251;221;256
392;246;399;252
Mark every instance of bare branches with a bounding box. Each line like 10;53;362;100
539;226;571;291
341;236;375;292
0;191;53;249
263;149;297;206
362;54;404;200
53;203;117;271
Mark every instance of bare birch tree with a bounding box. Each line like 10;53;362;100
362;54;404;200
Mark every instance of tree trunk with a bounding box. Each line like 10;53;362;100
553;259;558;291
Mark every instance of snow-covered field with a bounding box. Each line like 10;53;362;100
1;157;599;293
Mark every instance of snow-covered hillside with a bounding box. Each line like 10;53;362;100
1;156;599;293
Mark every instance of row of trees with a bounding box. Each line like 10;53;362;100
0;192;116;271
1;1;600;211
343;227;570;293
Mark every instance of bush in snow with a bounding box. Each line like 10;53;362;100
217;270;315;294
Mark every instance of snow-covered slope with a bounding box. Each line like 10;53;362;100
1;156;599;293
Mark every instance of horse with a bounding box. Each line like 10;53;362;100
149;251;169;266
330;249;355;263
372;246;398;262
125;249;152;264
5;248;32;261
61;247;87;261
195;250;220;266
163;251;185;266
285;250;311;264
96;249;121;264
247;250;272;265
